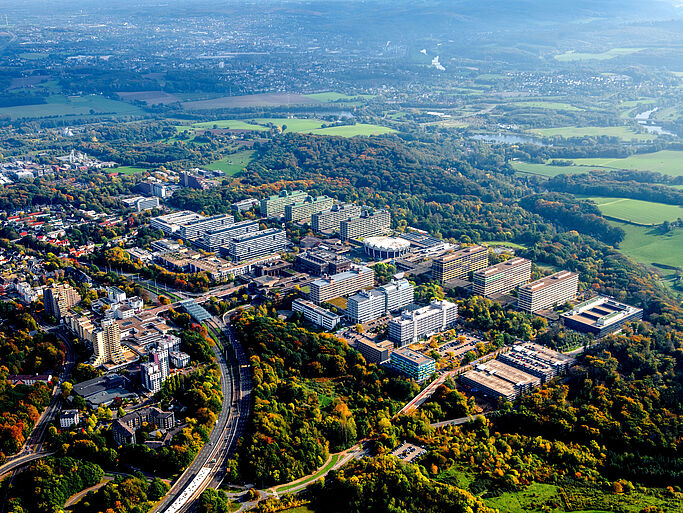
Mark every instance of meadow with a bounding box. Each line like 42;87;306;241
508;101;583;111
554;47;645;62
529;126;657;141
568;150;683;177
205;149;255;176
304;92;374;102
583;196;683;225
113;166;147;175
511;161;590;177
0;95;144;120
613;222;683;271
176;118;395;137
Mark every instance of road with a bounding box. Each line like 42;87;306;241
430;413;488;429
150;314;252;513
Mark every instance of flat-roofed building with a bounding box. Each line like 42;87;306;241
44;283;81;320
499;342;575;382
388;300;458;346
518;271;579;313
460;360;541;401
432;245;488;283
356;338;393;364
391;348;435;382
292;298;341;330
196;220;259;252
150;211;203;235
122;196;160;212
285;195;334;222
295;250;352;276
340;210;391;241
309;266;375;304
473;257;532;296
561;296;643;338
260;190;308;217
178;213;234;240
347;279;415;324
312;203;361;232
225;228;288;262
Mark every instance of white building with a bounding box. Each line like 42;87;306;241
292;298;342;330
59;409;80;428
347;279;414;324
170;351;191;368
388;300;458;346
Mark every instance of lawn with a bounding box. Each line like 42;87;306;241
0;94;144;120
275;454;342;493
568;150;683;177
554;48;645;61
529;126;657;142
508;101;583;111
304;92;374;102
205;150;255;176
483;241;527;249
511;161;589;177
114;166;147;175
615;222;683;269
176;120;269;132
312;123;396;136
583;196;683;225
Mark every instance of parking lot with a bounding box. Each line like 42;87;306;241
391;442;427;463
437;332;483;358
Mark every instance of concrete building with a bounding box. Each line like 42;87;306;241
518;271;579;313
43;283;81;320
363;236;411;259
92;319;125;367
391;348;435;382
356;338;394;365
59;409;80;428
150;211;204;235
107;287;126;303
122;196;160;212
473;257;532;296
431;245;488;283
460;360;541;401
72;374;137;408
224;228;288;262
499;342;575;382
561;296;643;337
295;250;352;276
170;351;190;368
260;190;308;217
112;407;175;446
309;266;375;304
285;195;334;222
232;198;259;212
388;300;458;346
347;279;414;324
178;213;234;240
196;220;259;252
141;361;164;393
312;203;361;232
292;298;342;330
340;210;391;240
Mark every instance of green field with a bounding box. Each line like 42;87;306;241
274;454;342;493
176;120;269;132
0;95;144;120
114;166;147;175
554;48;645;61
483;241;527;249
304;92;374;102
205;150;255;176
529;126;657;142
568;150;683;177
511;161;590;177
508;101;583;111
584;196;683;225
312;123;396;136
615;222;683;269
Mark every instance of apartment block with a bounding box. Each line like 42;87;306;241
390;348;436;382
518;271;579;313
292;298;342;330
309;266;375;303
92;319;125;367
260;190;308;217
340;210;391;240
347;279;414;324
285;195;334;222
388;300;458;346
473;257;532;296
295;250;352;276
43;283;81;320
196;220;259;252
312;203;362;232
431;245;488;283
225;228;288;262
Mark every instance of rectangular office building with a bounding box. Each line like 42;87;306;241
561;296;643;338
225;229;288;262
178;214;234;240
391;348;435;382
292;298;341;330
150;211;203;235
309;266;375;304
356;338;393;365
340;210;391;240
432;245;488;283
197;220;259;251
295;250;352;276
518;271;579;313
499;342;575;382
388;300;458;346
473;257;532;296
285;195;334;222
347;279;415;324
260;190;308;217
312;203;362;232
460;360;541;401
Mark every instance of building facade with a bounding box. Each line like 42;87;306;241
339;210;391;240
295;250;352;276
92;319;125;367
43;283;81;320
561;296;643;337
431;245;488;283
260;190;308;217
309;266;375;303
178;214;234;240
517;270;579;313
390;348;435;382
312;203;361;232
196;220;259;252
388;300;458;346
292;298;342;330
224;228;288;262
347;279;414;324
285;195;334;222
472;257;532;296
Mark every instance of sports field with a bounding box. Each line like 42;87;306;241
529;126;657;141
554;47;645;61
568;150;683;177
114;166;147;175
205;150;255;176
615;222;683;269
585;196;683;225
0;95;144;120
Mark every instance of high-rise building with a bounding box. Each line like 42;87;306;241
388;300;458;346
178;214;234;240
390;348;435;382
295;250;352;276
285;195;334;222
141;362;163;393
472;257;532;296
223;228;288;262
431;245;488;283
260;190;308;217
518;271;579;313
149;346;170;379
309;266;375;304
347;279;414;324
150;211;204;235
92;319;125;367
196;220;259;252
312;204;361;233
43;283;81;320
340;210;391;240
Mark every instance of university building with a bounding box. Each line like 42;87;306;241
312;203;362;232
292;298;342;330
260;190;308;217
431;245;488;283
347;279;414;324
340;210;391;240
517;270;579;313
224;228;288;262
309;266;375;303
390;348;435;382
285;195;334;222
388;300;458;346
473;257;532;296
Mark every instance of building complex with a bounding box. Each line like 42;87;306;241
292;298;342;330
432;245;488;283
391;347;436;382
312;203;361;232
309;265;375;303
473;257;532;296
285;195;334;222
260;190;309;217
340;210;391;240
517;270;579;313
347;279;414;324
388;300;458;345
561;296;643;337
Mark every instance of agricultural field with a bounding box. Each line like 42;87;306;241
0;94;144;120
582;196;683;225
615;222;683;269
554;47;645;61
568;150;683;177
507;101;584;111
116;91;182;105
528;126;657;141
511;161;590;177
175;118;395;137
304;91;374;101
181;93;322;110
205;150;255;176
312;123;396;136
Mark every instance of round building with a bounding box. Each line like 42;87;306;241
363;236;411;259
